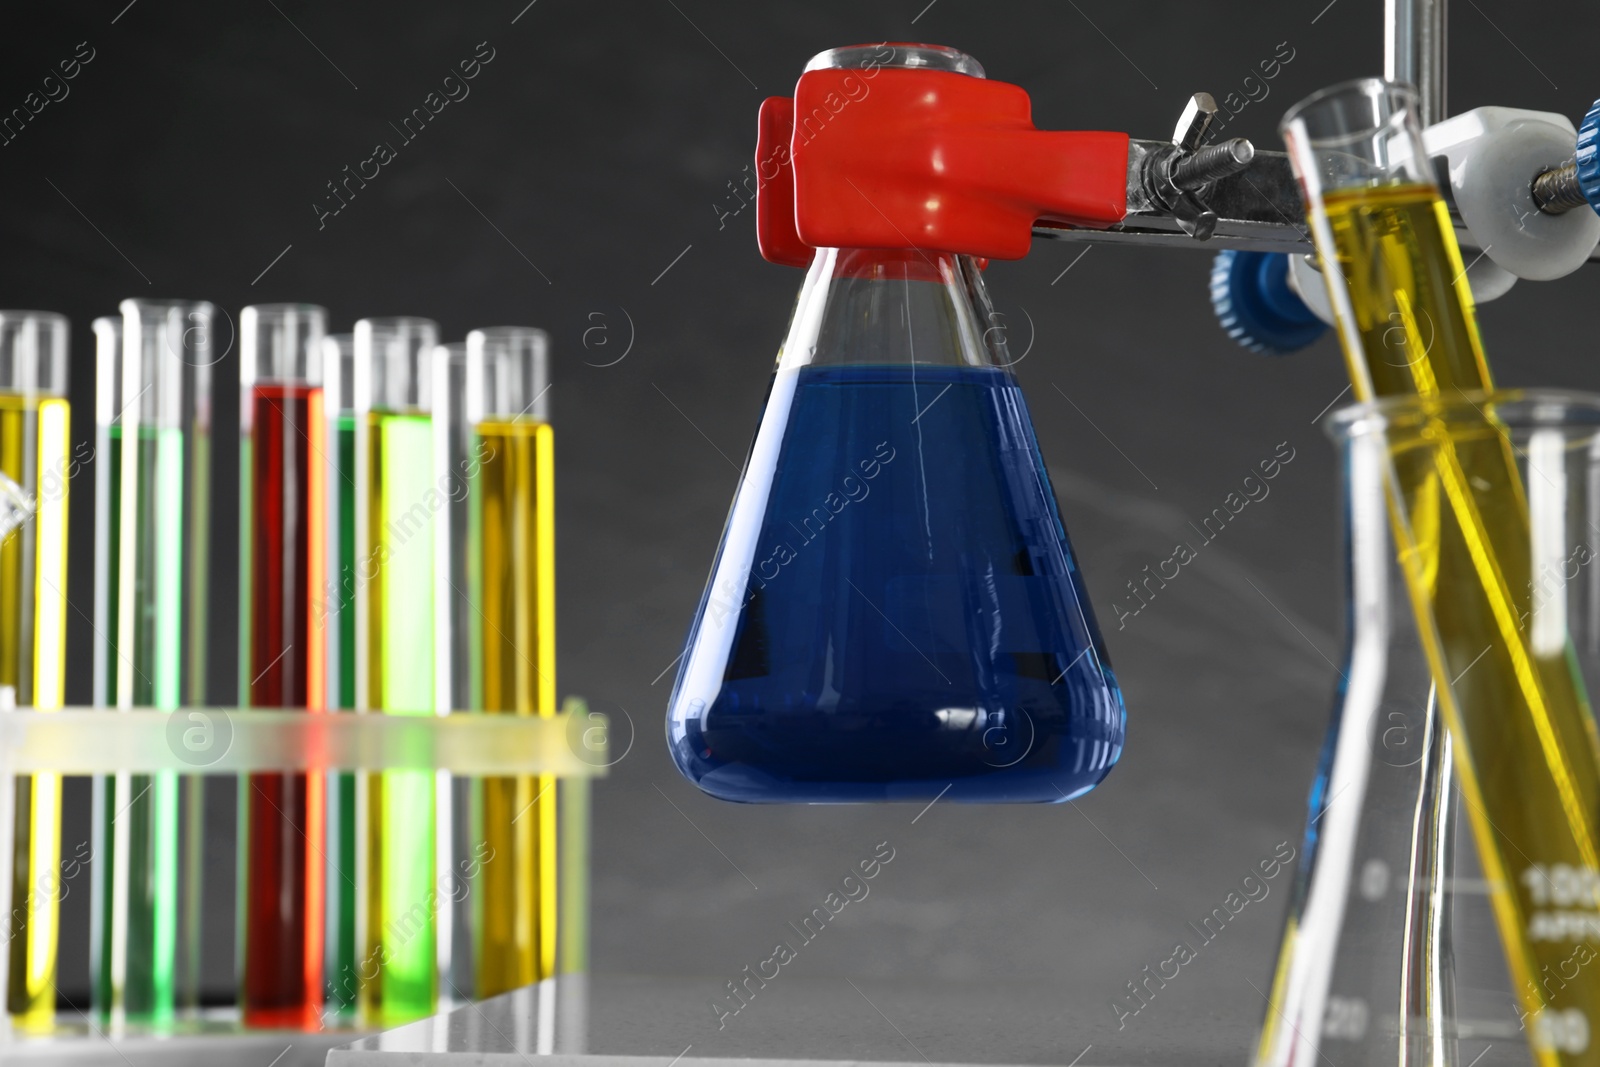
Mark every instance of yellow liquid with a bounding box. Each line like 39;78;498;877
0;395;69;1026
1328;183;1600;1063
470;420;556;997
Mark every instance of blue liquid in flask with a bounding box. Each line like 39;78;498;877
667;363;1126;803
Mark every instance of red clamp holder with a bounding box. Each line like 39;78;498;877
756;64;1131;267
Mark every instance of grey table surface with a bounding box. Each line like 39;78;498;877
331;971;1261;1065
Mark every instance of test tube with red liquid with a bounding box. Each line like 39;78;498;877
237;303;329;1028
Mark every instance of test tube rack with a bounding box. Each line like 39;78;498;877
0;700;603;1065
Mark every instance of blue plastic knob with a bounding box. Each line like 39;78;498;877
1209;249;1327;356
1576;97;1600;215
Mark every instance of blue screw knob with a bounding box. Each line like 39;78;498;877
1576;97;1600;214
1208;249;1327;356
1531;98;1600;215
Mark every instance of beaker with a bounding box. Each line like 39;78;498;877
1256;392;1600;1067
0;310;69;1026
666;181;1126;800
90;298;215;1023
1266;77;1600;1067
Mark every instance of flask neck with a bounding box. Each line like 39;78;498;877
777;247;1016;372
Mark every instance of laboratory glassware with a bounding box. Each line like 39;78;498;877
239;302;329;1028
1267;78;1600;1066
463;327;555;997
90;299;214;1023
87;314;120;1023
353;315;439;1024
1251;390;1545;1067
667;44;1126;804
665;240;1126;802
432;340;471;1004
321;330;359;1019
0;311;68;1027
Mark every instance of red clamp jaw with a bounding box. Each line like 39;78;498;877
756;49;1131;266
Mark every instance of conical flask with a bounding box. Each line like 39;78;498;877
666;245;1126;803
1250;391;1600;1067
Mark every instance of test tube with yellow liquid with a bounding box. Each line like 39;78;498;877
352;316;441;1024
462;327;555;997
0;312;70;1028
1279;79;1600;1065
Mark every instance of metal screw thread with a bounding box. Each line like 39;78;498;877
1170;138;1255;190
1532;160;1588;215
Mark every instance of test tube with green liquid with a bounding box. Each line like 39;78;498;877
352;316;440;1025
320;332;358;1019
89;300;213;1023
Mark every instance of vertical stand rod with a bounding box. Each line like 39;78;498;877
1386;0;1447;126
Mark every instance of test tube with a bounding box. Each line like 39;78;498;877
238;303;328;1028
464;327;554;998
1271;80;1600;1064
432;340;470;1005
352;316;439;1024
88;315;119;1024
0;311;69;1027
90;299;214;1022
320;331;358;1019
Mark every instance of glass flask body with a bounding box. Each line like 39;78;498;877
1255;393;1600;1067
1255;403;1470;1067
667;249;1126;803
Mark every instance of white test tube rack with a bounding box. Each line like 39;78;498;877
0;702;604;1064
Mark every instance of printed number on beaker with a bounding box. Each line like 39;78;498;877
1534;1009;1591;1054
1522;864;1600;907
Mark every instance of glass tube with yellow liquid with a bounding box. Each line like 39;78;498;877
353;316;440;1024
462;327;555;998
0;311;70;1028
1278;80;1600;1065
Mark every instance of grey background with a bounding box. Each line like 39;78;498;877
3;0;1598;1062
